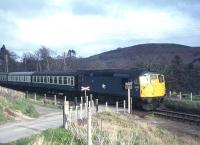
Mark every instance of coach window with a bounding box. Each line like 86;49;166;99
54;76;57;84
42;76;44;83
49;76;52;84
43;76;46;83
63;77;67;84
39;76;41;83
67;77;70;85
40;76;43;83
71;77;74;86
46;76;49;83
58;76;62;84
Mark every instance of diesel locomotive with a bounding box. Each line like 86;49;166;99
0;68;166;110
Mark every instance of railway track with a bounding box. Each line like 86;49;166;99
153;109;200;125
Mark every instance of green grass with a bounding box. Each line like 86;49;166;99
14;135;37;145
164;99;200;115
0;97;39;124
27;97;62;109
13;128;82;145
9;98;39;117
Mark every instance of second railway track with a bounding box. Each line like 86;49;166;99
153;109;200;125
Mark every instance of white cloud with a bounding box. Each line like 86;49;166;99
0;0;200;57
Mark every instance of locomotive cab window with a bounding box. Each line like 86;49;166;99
139;75;150;85
158;75;164;83
150;75;157;80
134;77;139;85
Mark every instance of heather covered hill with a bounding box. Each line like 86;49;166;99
83;43;200;70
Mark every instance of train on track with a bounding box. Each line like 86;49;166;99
0;68;166;110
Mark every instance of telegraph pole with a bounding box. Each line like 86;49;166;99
5;54;8;72
63;52;66;71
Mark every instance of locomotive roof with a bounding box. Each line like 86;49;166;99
0;72;8;75
78;68;148;77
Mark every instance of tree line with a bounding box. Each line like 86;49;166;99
0;44;199;93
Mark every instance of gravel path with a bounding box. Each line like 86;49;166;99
0;105;62;143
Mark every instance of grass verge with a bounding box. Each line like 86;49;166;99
27;97;62;109
13;128;82;145
0;97;39;124
164;99;200;115
92;112;199;145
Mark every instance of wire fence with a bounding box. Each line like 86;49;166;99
168;91;200;101
0;86;25;99
63;97;128;145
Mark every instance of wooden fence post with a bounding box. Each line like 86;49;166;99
54;95;57;105
105;102;107;111
116;101;118;113
169;91;171;97
44;93;47;100
80;103;83;119
123;100;126;113
34;93;37;101
75;106;78;122
64;96;66;102
81;96;83;106
26;91;28;98
87;102;92;145
86;95;88;107
95;99;98;113
75;97;77;107
63;101;69;129
69;106;72;124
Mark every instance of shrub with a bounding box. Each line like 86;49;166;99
164;99;200;115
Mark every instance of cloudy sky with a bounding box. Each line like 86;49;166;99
0;0;200;57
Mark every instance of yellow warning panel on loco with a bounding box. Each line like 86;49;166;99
139;73;166;98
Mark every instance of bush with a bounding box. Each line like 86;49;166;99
9;98;39;117
164;99;200;115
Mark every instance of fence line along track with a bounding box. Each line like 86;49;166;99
153;109;200;125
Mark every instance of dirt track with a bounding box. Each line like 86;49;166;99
0;105;62;143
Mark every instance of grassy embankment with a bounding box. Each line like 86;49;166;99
14;128;81;145
14;112;199;145
0;88;39;124
164;98;200;115
27;94;62;109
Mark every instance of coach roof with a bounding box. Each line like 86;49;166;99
8;72;34;75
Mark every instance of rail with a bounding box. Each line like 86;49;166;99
153;109;200;125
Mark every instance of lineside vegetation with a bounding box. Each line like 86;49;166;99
164;99;200;115
13;112;199;145
0;96;39;124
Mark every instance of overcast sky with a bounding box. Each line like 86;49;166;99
0;0;200;57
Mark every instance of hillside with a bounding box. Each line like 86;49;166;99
79;43;200;70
